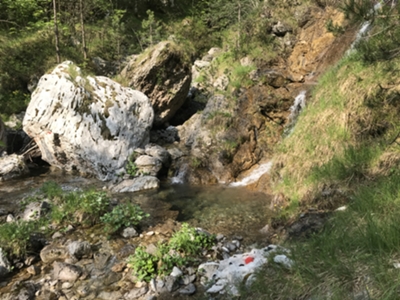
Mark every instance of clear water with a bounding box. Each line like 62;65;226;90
1;172;273;245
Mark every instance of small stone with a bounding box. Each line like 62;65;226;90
393;262;400;269
182;274;196;285
170;266;183;277
179;283;196;295
222;246;230;253
273;255;293;268
27;265;40;276
6;214;15;223
24;256;37;266
61;282;73;289
146;231;155;236
52;232;64;239
111;261;126;273
225;242;236;252
121;227;139;238
124;286;148;299
216;233;224;241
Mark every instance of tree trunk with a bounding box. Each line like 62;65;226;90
53;0;61;63
79;0;87;60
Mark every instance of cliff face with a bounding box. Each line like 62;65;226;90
174;4;356;190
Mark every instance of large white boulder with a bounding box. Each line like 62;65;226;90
23;61;154;181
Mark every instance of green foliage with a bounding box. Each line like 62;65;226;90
100;203;149;234
126;158;138;177
230;64;255;89
128;223;215;282
0;219;48;258
169;223;215;255
141;10;163;48
325;19;345;36
40;181;63;198
343;0;400;64
128;246;159;282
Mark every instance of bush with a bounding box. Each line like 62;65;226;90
169;223;215;255
100;203;149;234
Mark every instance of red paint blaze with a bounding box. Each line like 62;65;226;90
244;256;254;264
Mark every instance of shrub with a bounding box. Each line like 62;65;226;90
169;223;215;255
100;203;149;234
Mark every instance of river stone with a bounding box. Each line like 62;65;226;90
53;261;82;282
121;227;139;238
124;286;148;299
23;61;154;181
67;241;92;259
40;245;68;264
111;176;160;193
97;290;123;299
93;252;111;270
120;41;191;126
0;154;29;181
178;283;196;295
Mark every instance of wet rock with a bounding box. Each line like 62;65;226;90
178;283;196;295
93;252;111;270
40;245;68;264
121;41;191;126
0;154;29;181
53;261;82;282
124;286;148;299
121;227;139;238
23;61;154;181
134;155;162;176
67;241;92;260
111;176;160;193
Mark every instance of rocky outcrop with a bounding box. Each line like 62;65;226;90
23;61;154;181
0;154;29;181
121;41;192;126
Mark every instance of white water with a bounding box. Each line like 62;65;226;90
170;163;189;184
347;2;383;54
288;90;306;123
229;162;273;187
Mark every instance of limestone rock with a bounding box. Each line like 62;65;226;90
134;155;162;176
272;21;293;37
40;245;68;264
121;227;139;238
67;241;92;260
121;41;191;126
111;176;160;193
53;261;82;282
23;61;154;181
0;154;29;181
145;144;170;167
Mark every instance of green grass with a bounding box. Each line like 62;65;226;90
244;172;400;299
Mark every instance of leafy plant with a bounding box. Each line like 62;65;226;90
169;223;215;255
100;203;149;234
126;158;139;177
128;246;158;282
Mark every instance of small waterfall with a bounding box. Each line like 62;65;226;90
229;162;273;187
347;2;382;54
288;90;306;124
171;164;188;184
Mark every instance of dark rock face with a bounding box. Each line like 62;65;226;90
121;41;192;127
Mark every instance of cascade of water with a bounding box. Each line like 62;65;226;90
347;2;382;54
229;162;273;187
288;90;306;124
170;163;188;184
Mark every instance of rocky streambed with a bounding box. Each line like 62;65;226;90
0;173;291;300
